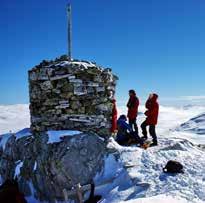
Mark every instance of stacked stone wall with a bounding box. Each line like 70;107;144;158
29;56;118;136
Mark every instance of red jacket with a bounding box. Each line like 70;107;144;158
111;99;118;133
127;95;139;120
145;94;159;125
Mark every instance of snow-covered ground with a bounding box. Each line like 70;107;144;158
0;104;30;134
0;103;205;203
96;137;205;203
177;113;205;135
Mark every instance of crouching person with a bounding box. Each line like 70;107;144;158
141;93;159;146
116;115;144;146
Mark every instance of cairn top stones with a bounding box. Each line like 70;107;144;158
28;55;118;136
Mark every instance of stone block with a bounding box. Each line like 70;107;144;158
28;58;118;136
50;74;71;81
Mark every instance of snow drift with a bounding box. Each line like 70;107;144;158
0;104;205;202
179;113;205;135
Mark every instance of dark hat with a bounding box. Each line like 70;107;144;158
119;115;127;120
129;89;136;95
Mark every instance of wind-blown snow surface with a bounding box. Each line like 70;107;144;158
178;113;205;135
0;103;205;203
0;104;30;134
96;137;205;203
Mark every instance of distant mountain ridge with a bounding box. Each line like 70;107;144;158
179;113;205;135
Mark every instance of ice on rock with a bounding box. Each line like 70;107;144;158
47;130;82;144
14;160;23;177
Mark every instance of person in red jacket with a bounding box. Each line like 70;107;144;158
111;99;118;135
141;93;159;146
127;90;140;134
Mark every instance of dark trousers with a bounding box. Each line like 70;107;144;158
130;131;143;145
141;121;157;143
116;132;143;145
129;118;138;135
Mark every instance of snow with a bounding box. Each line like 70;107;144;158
71;61;96;69
14;160;23;177
52;60;97;70
121;194;190;203
96;103;205;203
15;128;31;140
33;161;37;171
0;133;12;150
47;130;82;144
96;137;205;203
0;104;30;134
0;103;205;202
0;128;31;151
178;113;205;135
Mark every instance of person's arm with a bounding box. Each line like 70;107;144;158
145;100;151;109
148;103;159;116
127;98;131;108
145;110;149;116
135;97;139;109
121;121;132;132
111;103;118;133
112;104;117;117
128;98;139;109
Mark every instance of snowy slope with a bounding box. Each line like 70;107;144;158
96;137;205;203
178;113;205;135
0;104;30;134
0;103;205;203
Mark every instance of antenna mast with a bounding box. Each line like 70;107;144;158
67;3;72;61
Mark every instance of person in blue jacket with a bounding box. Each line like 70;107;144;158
116;115;144;146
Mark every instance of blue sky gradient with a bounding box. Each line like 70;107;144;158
1;0;205;104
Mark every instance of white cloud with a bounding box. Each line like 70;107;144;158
179;95;205;100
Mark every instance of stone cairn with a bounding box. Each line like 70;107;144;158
28;55;118;136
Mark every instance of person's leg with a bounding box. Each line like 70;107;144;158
141;121;148;139
116;133;129;145
116;134;123;145
130;131;144;145
149;125;158;145
129;118;138;134
129;119;134;131
133;118;139;135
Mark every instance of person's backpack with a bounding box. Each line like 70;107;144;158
163;160;184;174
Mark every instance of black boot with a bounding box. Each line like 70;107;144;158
149;140;158;147
141;136;148;141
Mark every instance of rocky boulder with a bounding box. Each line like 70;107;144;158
0;129;106;202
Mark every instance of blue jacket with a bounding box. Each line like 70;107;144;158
117;118;132;135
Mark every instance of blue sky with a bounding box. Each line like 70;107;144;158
1;0;205;104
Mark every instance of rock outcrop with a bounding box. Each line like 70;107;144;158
0;56;119;202
0;129;106;202
29;55;118;136
178;113;205;135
